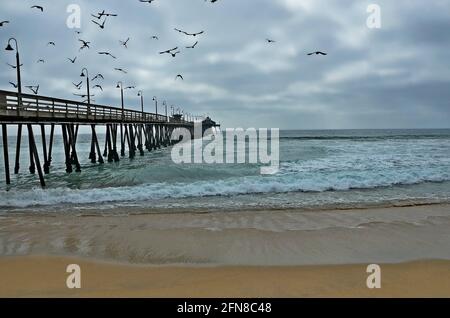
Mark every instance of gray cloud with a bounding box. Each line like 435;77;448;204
0;0;449;129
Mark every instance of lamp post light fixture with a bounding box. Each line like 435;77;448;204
5;38;22;116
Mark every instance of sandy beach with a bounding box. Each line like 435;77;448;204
0;256;449;297
0;204;450;297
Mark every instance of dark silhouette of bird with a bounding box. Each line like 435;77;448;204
170;51;180;57
92;74;104;81
73;93;95;98
151;35;159;40
159;47;178;55
26;85;40;94
47;42;56;46
175;74;184;81
119;37;130;48
72;81;83;90
0;21;9;27
31;5;44;12
308;51;327;56
6;63;23;69
37;59;45;63
186;41;198;49
78;39;91;50
9;82;17;88
93;85;103;91
114;68;127;74
124;86;135;90
67;57;77;64
91;19;106;29
266;39;276;43
174;28;204;36
139;0;155;3
98;51;116;59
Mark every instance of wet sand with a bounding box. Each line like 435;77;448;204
0;256;449;297
0;204;450;297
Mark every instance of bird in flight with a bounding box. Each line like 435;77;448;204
37;59;45;63
91;19;107;29
307;51;327;56
93;85;103;91
98;51;116;59
119;37;130;48
9;82;17;88
73;93;94;98
175;74;184;81
92;10;117;19
78;39;91;51
0;21;9;27
150;35;159;40
31;5;44;12
26;85;40;94
186;41;198;49
159;47;178;55
266;39;276;43
139;0;156;3
6;63;23;69
72;81;83;90
174;28;204;36
92;74;104;81
114;68;127;74
47;42;56;46
67;57;77;64
124;86;135;90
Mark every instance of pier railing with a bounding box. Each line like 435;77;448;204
0;90;189;124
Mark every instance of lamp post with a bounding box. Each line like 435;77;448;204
80;68;91;113
5;38;22;116
116;82;125;156
163;101;167;122
152;96;158;119
137;90;144;114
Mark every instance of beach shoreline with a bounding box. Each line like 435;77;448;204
0;256;449;297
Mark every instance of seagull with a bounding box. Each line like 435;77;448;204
159;47;178;55
31;5;44;12
119;37;130;48
150;35;159;40
47;41;56;46
73;93;95;98
91;19;106;29
174;28;204;36
114;68;127;74
266;39;276;43
67;57;77;64
175;74;184;81
37;59;45;63
186;41;198;49
124;86;135;90
307;51;327;56
92;74;104;81
26;85;40;94
9;82;17;88
139;0;156;3
6;63;23;69
98;51;116;59
72;81;83;89
78;39;91;50
93;85;103;91
0;21;10;27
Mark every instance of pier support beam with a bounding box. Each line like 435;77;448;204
14;124;22;174
27;124;45;187
2;124;10;185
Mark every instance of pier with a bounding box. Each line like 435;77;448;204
0;89;219;187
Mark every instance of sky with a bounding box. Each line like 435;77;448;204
0;0;449;129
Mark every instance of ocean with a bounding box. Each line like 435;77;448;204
1;129;449;214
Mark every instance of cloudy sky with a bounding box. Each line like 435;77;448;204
0;0;449;129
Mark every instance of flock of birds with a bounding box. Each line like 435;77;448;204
1;1;328;105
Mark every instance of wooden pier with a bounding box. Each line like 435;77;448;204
0;89;219;187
